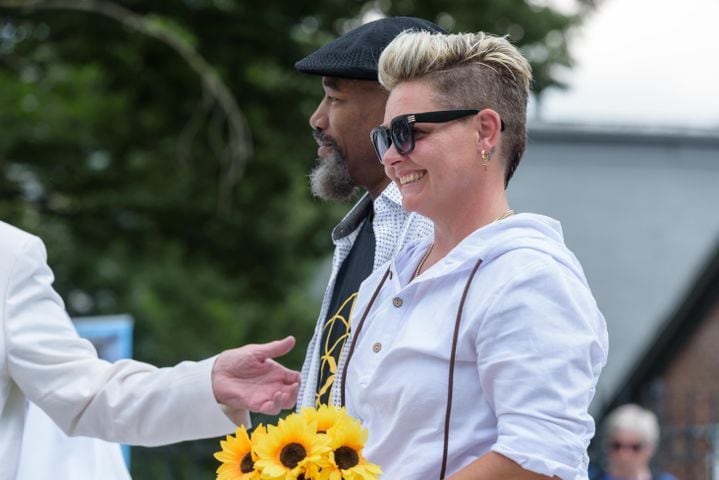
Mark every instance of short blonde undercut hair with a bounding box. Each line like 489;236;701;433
378;31;532;185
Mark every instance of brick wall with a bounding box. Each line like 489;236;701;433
656;299;719;479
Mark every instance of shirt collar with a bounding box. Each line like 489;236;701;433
379;181;403;208
331;181;403;241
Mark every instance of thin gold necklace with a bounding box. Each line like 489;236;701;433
492;209;514;222
413;209;514;280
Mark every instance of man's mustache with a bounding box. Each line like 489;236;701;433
312;130;338;149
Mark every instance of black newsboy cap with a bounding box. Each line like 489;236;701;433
295;16;446;81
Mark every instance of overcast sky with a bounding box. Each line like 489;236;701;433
531;0;719;129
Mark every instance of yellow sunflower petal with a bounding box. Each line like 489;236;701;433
326;415;367;450
214;426;260;480
320;414;380;480
299;407;318;428
315;404;347;434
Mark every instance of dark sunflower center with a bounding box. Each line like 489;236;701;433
280;442;307;468
240;453;254;473
335;446;359;469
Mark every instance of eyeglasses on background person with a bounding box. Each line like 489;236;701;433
610;440;645;453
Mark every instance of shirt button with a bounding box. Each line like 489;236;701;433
392;297;403;307
372;342;382;353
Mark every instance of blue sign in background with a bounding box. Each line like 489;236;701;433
74;314;135;467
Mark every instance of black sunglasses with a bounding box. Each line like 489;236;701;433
370;109;505;164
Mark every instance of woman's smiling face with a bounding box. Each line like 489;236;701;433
381;80;482;221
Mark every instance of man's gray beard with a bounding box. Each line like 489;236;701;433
309;149;359;202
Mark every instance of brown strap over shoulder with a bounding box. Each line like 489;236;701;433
339;257;484;480
440;257;483;479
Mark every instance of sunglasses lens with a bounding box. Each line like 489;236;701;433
371;127;391;163
390;118;413;155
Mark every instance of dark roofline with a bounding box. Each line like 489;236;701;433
604;240;719;413
528;122;719;148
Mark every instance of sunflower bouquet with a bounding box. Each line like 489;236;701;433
215;405;382;480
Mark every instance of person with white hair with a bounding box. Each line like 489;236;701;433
591;404;677;480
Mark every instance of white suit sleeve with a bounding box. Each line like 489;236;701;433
4;236;247;445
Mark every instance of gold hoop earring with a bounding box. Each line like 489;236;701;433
481;149;490;171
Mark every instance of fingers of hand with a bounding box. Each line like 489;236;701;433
257;360;300;385
280;385;299;409
259;391;289;415
255;336;296;361
258;398;282;416
285;370;301;385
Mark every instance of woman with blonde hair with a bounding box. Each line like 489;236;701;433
339;30;608;479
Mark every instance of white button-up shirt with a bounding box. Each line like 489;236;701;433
345;214;608;479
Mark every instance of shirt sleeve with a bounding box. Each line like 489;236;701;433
4;236;245;445
475;257;608;479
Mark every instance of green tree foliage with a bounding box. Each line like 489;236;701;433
0;1;596;477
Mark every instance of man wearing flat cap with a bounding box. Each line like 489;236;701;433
294;17;444;409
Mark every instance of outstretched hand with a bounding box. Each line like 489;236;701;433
211;336;301;415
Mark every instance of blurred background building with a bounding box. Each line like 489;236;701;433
511;123;719;477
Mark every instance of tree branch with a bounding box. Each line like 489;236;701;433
0;0;252;212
